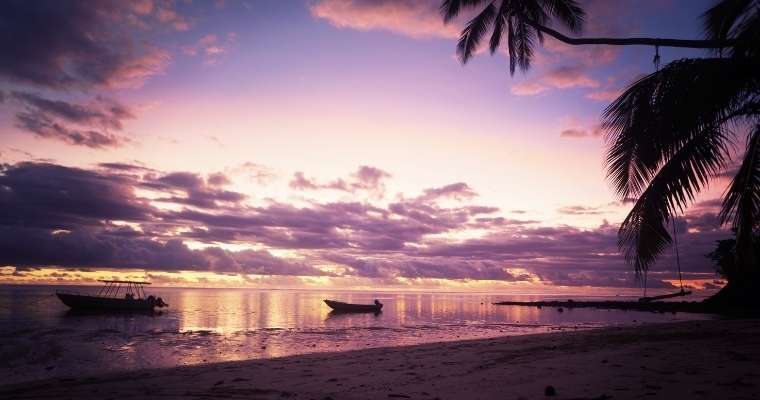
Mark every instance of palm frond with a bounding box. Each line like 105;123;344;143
539;0;585;32
702;0;753;40
620;126;730;274
489;1;510;54
731;5;760;59
720;124;760;247
446;0;588;70
703;0;760;58
506;16;517;73
457;2;497;63
513;21;535;72
441;0;489;24
604;58;752;200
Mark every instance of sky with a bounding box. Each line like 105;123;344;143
0;0;734;293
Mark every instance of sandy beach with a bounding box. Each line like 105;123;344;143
2;318;758;400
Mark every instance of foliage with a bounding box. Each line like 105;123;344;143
707;229;760;281
444;0;760;281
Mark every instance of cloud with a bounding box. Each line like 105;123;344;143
155;3;192;31
9;92;135;148
512;65;599;96
310;0;460;39
559;126;603;139
14;111;126;148
558;116;604;139
98;162;154;172
585;88;623;102
0;1;171;90
142;171;247;209
542;66;600;89
290;165;391;196
182;32;237;65
12;92;135;130
0;161;729;286
0;162;153;230
226;162;277;184
510;82;549;96
558;205;605;215
0;1;202;147
0;227;326;276
417;182;477;202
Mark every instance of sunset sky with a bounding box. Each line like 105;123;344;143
0;0;732;293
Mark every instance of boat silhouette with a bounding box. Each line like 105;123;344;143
57;280;168;312
323;299;382;313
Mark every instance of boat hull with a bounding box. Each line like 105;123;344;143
323;299;382;313
57;293;156;311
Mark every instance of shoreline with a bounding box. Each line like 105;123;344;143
2;319;759;399
493;299;726;314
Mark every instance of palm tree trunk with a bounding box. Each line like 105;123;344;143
528;21;735;49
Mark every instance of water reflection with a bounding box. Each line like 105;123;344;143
0;285;712;385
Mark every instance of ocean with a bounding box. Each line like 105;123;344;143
0;285;711;385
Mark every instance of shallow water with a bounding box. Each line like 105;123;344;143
0;285;711;385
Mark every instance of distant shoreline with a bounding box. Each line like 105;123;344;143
0;282;710;299
2;319;758;399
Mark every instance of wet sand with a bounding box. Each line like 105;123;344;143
2;319;758;399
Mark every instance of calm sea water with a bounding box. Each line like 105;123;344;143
0;285;711;385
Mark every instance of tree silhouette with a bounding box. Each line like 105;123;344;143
443;0;760;304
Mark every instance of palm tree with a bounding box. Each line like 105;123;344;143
443;0;760;304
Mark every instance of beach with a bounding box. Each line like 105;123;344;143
2;286;710;385
2;318;758;399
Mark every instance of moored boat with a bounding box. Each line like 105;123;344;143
324;299;382;313
56;280;168;311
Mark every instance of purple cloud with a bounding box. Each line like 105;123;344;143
0;1;170;90
416;182;477;202
10;92;135;148
290;165;391;195
0;161;730;286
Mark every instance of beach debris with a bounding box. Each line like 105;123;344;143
544;385;557;396
557;307;564;313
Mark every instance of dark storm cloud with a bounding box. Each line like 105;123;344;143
321;252;533;281
0;0;169;89
0;162;152;230
142;171;247;209
0;227;327;276
0;161;730;285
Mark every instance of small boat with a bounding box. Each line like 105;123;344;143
57;280;168;311
324;299;382;313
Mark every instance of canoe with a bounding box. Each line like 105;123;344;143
323;299;382;313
